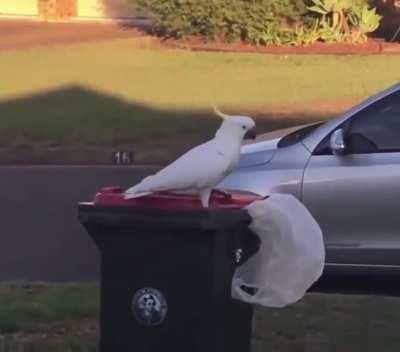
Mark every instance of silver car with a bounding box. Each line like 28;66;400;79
220;82;400;293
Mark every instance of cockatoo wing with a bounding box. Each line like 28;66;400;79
125;140;233;198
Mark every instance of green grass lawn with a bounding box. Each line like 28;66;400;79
0;282;98;334
1;282;400;352
0;39;399;149
0;282;98;352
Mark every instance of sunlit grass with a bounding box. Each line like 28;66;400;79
0;40;399;147
0;39;399;109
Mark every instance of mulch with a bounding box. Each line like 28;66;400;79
163;36;400;55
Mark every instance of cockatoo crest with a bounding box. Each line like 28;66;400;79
213;106;231;120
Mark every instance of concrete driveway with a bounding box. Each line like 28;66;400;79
0;19;146;51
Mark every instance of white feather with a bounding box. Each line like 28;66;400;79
125;109;256;207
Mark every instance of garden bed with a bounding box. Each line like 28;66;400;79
136;0;399;55
164;37;400;55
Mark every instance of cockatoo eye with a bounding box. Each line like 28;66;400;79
242;125;246;130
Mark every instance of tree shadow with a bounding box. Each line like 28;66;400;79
0;85;336;164
373;0;400;42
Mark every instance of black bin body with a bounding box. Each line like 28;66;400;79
78;189;260;352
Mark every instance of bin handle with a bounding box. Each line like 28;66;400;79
212;189;232;200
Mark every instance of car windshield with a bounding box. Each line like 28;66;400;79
277;122;324;148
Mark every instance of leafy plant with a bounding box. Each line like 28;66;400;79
317;19;344;42
308;0;352;38
291;21;321;45
308;0;381;44
348;3;381;43
308;0;352;28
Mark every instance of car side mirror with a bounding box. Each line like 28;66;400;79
330;129;347;156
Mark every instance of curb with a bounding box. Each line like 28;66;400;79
166;38;400;56
174;43;394;56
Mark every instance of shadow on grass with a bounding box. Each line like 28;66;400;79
0;85;219;146
0;337;96;352
0;85;335;164
2;282;400;352
0;283;98;334
0;283;98;351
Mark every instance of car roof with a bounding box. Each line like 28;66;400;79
302;82;400;152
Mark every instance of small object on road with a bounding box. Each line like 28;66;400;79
113;151;134;165
125;107;256;207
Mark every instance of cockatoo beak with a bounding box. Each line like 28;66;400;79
244;128;257;140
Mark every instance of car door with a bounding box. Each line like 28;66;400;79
302;90;400;266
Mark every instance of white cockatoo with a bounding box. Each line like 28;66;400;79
124;108;256;207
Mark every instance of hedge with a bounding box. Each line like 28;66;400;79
134;0;381;45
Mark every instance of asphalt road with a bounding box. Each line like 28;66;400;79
3;165;399;296
0;166;157;282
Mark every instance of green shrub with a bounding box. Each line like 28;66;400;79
135;0;307;44
135;0;381;45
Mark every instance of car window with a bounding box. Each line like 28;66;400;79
313;91;400;156
348;91;400;154
277;122;323;148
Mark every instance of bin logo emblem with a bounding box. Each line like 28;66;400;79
132;288;168;327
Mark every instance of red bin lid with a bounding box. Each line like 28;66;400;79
91;187;263;210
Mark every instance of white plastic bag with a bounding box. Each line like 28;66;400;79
232;194;325;308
